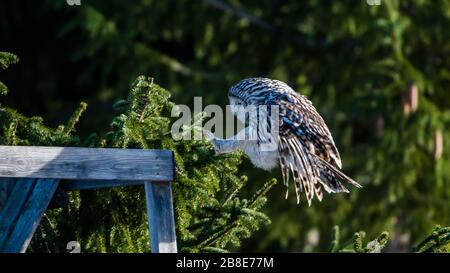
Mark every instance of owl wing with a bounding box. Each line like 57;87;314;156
272;93;361;206
281;94;342;167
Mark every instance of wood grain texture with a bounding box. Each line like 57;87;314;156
0;145;174;181
1;179;59;253
0;179;37;251
0;179;59;253
145;181;177;253
0;177;16;211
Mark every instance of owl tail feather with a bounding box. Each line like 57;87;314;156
313;155;362;194
278;137;361;206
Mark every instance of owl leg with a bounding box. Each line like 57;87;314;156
212;138;239;154
204;127;255;155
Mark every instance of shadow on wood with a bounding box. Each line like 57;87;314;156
0;145;176;253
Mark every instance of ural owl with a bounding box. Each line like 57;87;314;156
208;77;361;206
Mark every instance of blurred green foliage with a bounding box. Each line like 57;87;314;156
1;0;450;252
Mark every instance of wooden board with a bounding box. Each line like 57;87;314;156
0;178;16;211
0;178;35;250
0;178;59;253
0;145;174;181
145;181;177;253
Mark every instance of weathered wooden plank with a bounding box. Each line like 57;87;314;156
0;178;36;250
0;145;174;181
145;181;177;253
0;179;59;253
63;179;145;190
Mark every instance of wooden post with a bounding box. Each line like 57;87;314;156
0;178;59;253
0;179;35;250
0;178;16;211
145;181;177;253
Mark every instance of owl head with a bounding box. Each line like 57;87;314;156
227;78;290;127
229;77;295;107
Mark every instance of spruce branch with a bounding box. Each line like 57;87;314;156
197;222;238;250
4;119;19;145
329;225;340;253
112;100;129;112
0;51;19;95
248;178;277;209
330;226;389;253
202;246;228;253
63;102;88;136
139;77;153;122
413;226;450;253
221;176;247;208
0;82;7;96
353;231;365;253
0;52;19;70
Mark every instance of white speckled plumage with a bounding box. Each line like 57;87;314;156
210;77;361;206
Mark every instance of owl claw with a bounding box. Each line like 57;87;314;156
203;129;215;141
211;140;221;155
203;130;221;155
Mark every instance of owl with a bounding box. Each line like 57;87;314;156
208;77;361;206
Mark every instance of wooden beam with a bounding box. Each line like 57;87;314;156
145;181;177;253
0;177;16;211
0;145;174;181
0;179;36;250
0;178;59;253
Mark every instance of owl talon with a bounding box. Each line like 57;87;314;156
203;130;221;155
211;140;221;155
203;129;215;141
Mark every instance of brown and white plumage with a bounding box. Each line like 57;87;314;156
211;77;361;206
